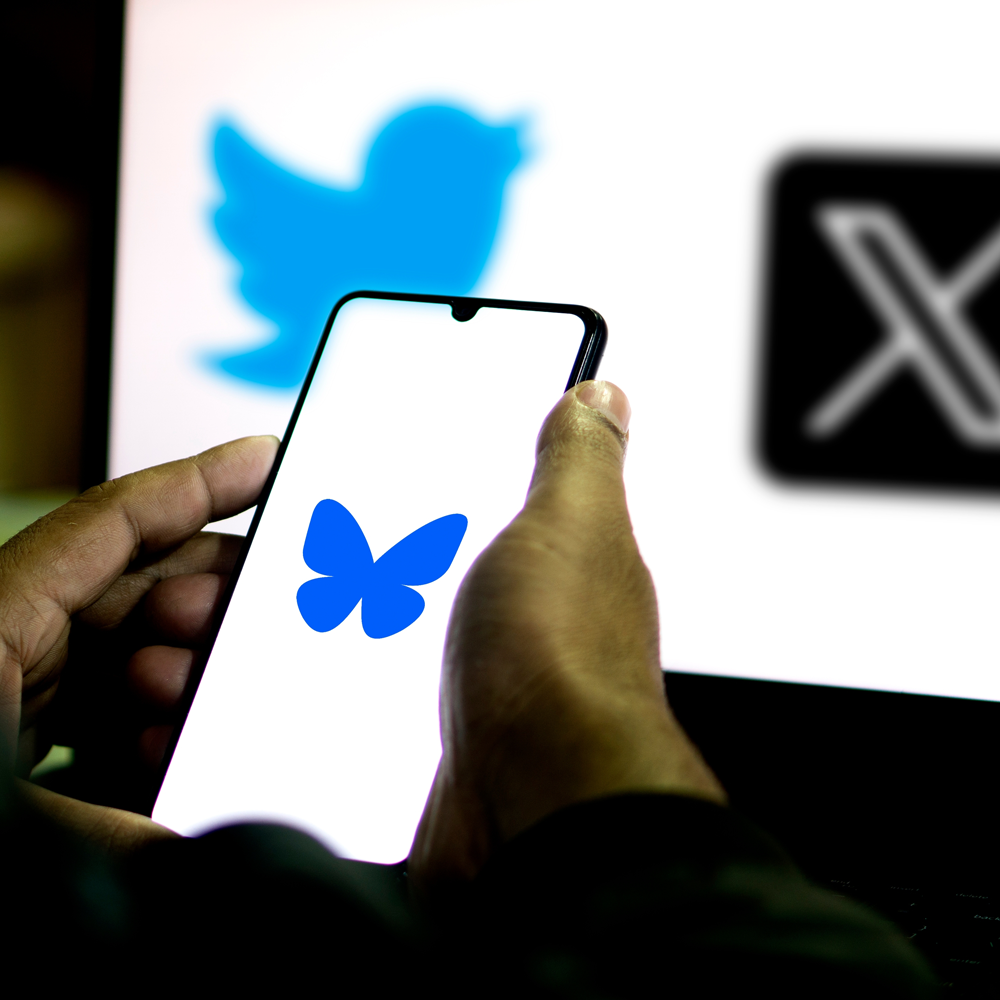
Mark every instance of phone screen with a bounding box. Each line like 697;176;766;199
152;296;595;862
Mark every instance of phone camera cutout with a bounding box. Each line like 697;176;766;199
451;300;480;322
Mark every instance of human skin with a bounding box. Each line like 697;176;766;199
409;381;723;898
4;382;723;875
2;435;279;849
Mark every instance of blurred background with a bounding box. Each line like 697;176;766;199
0;1;105;542
8;0;1000;705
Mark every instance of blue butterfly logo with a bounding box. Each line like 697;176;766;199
296;500;469;639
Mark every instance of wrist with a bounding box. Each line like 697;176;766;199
480;677;725;842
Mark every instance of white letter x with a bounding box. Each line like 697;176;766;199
805;204;1000;447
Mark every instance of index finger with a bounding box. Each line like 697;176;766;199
0;435;278;673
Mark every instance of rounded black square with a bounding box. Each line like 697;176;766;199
758;154;1000;493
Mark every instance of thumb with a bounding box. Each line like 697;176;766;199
526;380;632;529
516;379;660;691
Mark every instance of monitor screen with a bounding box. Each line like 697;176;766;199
111;0;1000;704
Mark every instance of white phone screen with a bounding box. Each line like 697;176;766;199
152;297;590;863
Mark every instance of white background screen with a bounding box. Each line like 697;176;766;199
115;0;1000;708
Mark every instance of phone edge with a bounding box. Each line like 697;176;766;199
148;290;607;813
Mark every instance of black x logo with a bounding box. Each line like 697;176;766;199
759;156;1000;492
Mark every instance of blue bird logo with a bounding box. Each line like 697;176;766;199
296;499;468;639
209;105;524;389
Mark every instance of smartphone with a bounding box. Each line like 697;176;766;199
151;292;606;863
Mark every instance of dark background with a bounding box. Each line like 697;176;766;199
665;670;1000;890
0;0;119;494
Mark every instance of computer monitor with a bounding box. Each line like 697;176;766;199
97;0;1000;883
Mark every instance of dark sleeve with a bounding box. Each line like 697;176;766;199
5;778;936;997
463;794;937;999
124;822;421;993
1;772;419;992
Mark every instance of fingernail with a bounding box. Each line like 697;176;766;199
576;380;631;433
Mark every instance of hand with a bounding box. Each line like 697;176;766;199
409;382;724;898
0;435;278;847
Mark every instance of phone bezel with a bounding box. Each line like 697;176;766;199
149;290;607;809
